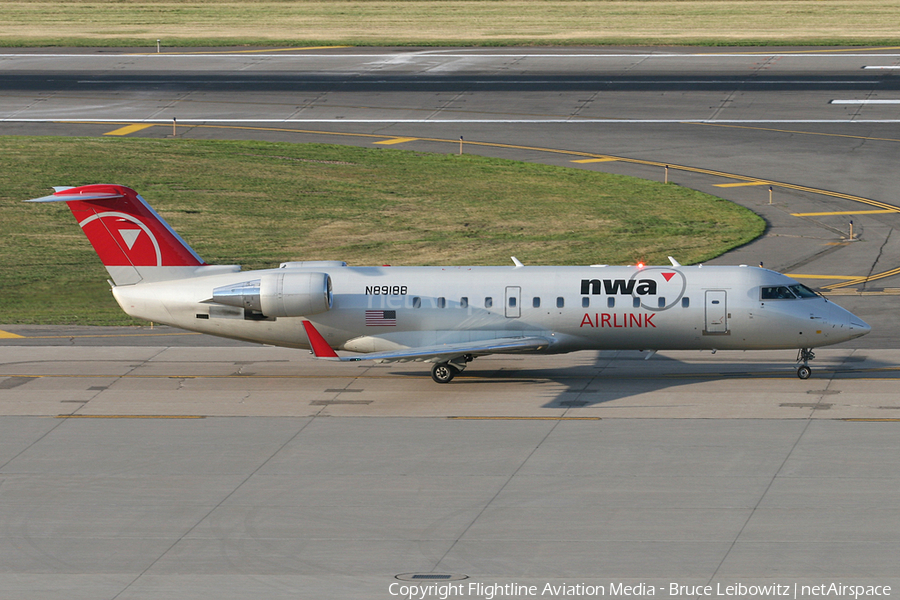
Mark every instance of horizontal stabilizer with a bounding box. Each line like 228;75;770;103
28;191;125;203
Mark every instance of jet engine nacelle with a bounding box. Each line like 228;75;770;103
212;272;333;317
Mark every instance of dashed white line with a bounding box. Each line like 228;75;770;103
830;100;900;104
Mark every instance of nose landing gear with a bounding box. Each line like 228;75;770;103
796;348;815;380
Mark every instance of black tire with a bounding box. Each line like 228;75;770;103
431;363;458;384
797;365;812;380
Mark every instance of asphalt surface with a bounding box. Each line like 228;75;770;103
1;47;899;599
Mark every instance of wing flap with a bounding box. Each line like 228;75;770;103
302;321;551;363
360;336;552;364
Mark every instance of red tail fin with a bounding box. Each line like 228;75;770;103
29;184;205;285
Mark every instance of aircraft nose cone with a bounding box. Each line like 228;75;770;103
849;315;871;339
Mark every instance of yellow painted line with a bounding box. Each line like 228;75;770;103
785;274;862;281
0;329;24;339
103;123;155;136
714;181;769;188
792;209;898;216
56;414;205;419
448;416;601;420
374;137;419;145
18;332;200;340
128;46;351;56
572;158;618;163
825;265;900;290
219;46;352;54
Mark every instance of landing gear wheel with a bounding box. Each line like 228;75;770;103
431;363;458;384
796;348;815;380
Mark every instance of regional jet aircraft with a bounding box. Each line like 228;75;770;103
29;184;870;382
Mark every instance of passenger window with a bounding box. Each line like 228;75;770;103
533;297;541;308
509;297;517;308
607;297;615;308
485;297;493;308
682;297;690;308
658;297;666;308
460;297;468;308
437;297;446;308
557;297;565;308
582;297;589;308
412;296;421;308
632;297;640;308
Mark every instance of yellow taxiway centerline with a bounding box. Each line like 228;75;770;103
56;414;206;419
714;181;769;188
792;209;899;216
785;274;863;281
127;46;351;56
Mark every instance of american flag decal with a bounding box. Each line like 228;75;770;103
365;310;397;326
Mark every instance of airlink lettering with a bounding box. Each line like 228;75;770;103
580;313;656;328
581;279;658;295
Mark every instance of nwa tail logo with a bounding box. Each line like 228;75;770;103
581;268;686;311
78;211;163;267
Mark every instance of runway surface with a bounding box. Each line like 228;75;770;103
2;47;899;599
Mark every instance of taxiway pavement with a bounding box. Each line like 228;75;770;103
2;47;899;599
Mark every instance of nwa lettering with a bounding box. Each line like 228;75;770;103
581;279;658;296
580;313;656;328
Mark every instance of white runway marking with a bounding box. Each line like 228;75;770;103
831;99;900;104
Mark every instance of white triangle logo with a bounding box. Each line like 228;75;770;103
120;229;141;250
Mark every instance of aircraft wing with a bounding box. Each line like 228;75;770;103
302;321;551;363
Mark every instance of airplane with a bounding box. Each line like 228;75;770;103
28;184;870;383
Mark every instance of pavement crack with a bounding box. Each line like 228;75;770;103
862;228;892;291
432;418;564;572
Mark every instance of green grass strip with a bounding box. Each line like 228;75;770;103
1;1;899;48
1;137;763;325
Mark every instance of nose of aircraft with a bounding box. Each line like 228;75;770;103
829;300;871;341
816;299;870;343
847;313;871;340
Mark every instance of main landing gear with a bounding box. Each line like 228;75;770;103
431;363;459;384
796;348;815;380
430;355;474;384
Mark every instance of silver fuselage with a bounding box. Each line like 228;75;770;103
112;264;870;355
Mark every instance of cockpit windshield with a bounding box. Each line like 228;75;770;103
760;284;821;300
789;284;819;298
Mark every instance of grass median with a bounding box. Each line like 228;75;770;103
1;1;898;47
1;137;764;324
